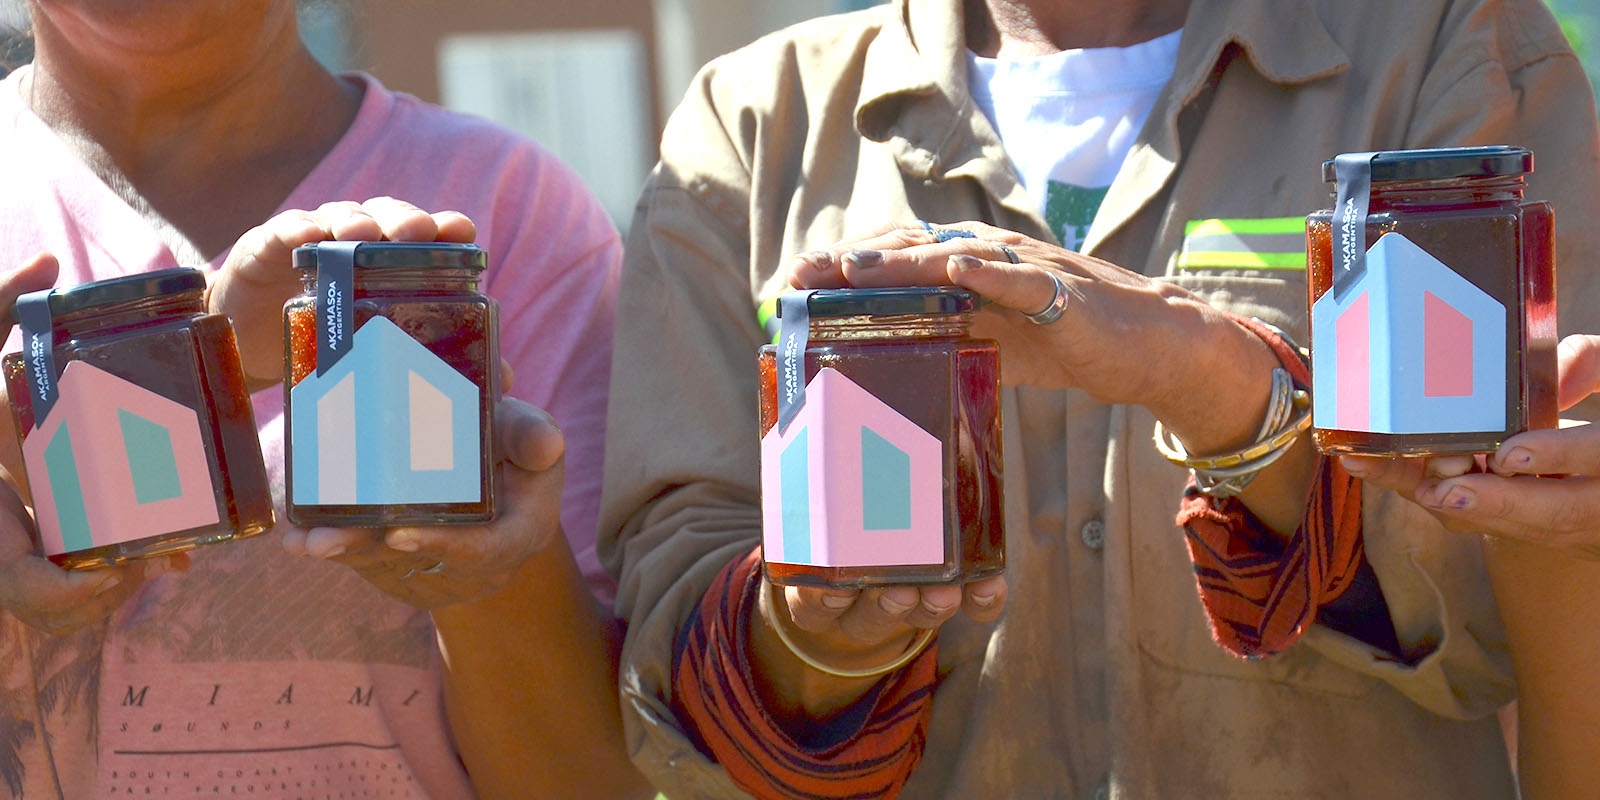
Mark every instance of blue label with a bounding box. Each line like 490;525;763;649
775;290;815;434
315;241;359;375
1332;152;1378;300
290;316;482;506
15;290;59;420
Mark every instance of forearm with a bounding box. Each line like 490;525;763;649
1483;537;1600;800
746;580;917;731
432;535;647;800
1148;298;1316;535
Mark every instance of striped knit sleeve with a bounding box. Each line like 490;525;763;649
672;547;938;799
1175;316;1365;658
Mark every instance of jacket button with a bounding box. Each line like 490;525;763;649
1080;518;1106;550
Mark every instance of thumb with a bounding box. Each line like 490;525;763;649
0;254;61;330
1556;334;1600;411
496;398;564;473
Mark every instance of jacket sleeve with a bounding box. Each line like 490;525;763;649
1300;0;1600;720
596;54;791;796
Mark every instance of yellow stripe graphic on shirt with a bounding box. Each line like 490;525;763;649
1179;217;1306;271
1183;217;1306;237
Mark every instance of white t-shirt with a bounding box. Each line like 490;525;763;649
968;29;1182;250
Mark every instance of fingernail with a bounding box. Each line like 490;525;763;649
843;250;883;268
389;535;420;553
93;574;121;595
878;594;914;614
1339;456;1370;477
923;598;955;614
145;559;171;580
1441;486;1476;510
797;250;834;271
951;254;984;272
820;593;853;609
1499;447;1533;469
970;592;997;607
316;545;347;560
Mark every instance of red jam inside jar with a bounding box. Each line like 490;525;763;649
3;268;274;569
1307;146;1556;456
758;287;1004;588
283;242;499;526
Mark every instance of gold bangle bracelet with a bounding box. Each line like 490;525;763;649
761;579;937;679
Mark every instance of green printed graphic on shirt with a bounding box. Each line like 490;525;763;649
1045;180;1109;251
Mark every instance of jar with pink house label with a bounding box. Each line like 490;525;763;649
758;287;1004;589
2;268;274;569
1307;146;1556;456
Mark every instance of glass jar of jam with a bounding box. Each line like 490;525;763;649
1307;146;1556;456
2;268;274;569
758;287;1003;588
284;242;499;526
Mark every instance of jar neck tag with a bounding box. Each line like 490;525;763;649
1332;151;1378;299
315;241;360;376
775;290;815;434
15;289;59;420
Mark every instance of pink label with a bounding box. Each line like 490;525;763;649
23;361;219;556
761;368;945;567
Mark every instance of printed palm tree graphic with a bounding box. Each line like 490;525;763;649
0;620;106;797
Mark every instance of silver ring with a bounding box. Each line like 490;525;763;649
1025;272;1069;325
997;244;1020;264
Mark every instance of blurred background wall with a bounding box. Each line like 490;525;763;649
0;0;1594;231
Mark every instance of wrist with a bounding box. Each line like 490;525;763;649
746;582;916;720
1149;303;1280;455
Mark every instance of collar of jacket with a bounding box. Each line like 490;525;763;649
855;0;1351;246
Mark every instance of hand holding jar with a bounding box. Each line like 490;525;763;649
1343;333;1600;558
208;196;477;388
0;254;187;634
280;386;570;609
788;219;1308;532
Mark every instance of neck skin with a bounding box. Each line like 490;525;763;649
964;0;1192;57
22;1;360;263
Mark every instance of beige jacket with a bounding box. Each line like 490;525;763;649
600;0;1600;796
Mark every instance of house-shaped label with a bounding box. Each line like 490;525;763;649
290;316;482;505
23;361;220;556
1312;232;1506;434
761;367;944;567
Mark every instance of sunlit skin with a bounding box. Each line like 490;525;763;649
2;2;648;795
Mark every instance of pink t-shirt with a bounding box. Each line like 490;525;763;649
0;68;620;799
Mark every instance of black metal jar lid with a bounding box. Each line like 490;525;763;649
1321;146;1532;183
39;267;206;316
778;286;979;318
292;241;486;271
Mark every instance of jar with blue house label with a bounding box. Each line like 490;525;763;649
758;287;1004;588
1307;146;1557;456
284;242;499;525
1;268;275;569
